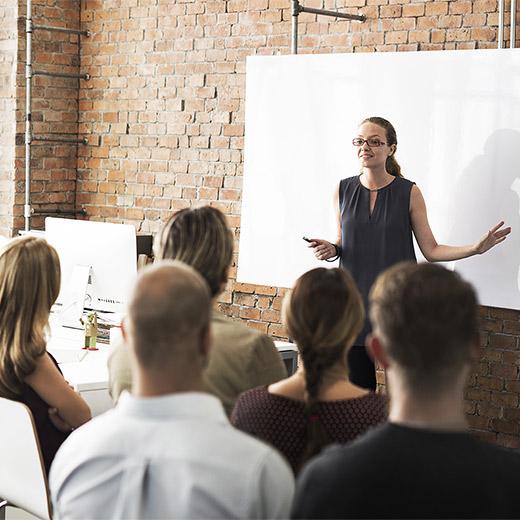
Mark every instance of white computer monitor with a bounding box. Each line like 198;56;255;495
45;218;137;315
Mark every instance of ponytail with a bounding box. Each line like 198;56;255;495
386;154;402;177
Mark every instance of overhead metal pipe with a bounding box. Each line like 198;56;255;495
291;0;365;54
32;23;90;37
32;136;88;144
33;70;90;80
32;209;87;217
299;5;364;21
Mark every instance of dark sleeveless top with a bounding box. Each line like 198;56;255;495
13;352;70;475
339;175;417;345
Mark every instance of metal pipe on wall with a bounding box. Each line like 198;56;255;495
290;0;365;54
24;0;33;231
291;0;299;54
498;0;505;48
511;0;517;49
23;0;90;232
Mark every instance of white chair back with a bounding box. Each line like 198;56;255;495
0;397;51;519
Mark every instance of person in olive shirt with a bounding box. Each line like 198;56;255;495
108;207;286;416
293;263;520;519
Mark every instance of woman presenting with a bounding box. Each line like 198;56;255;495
309;116;511;390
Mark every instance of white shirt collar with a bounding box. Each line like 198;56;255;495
117;391;228;424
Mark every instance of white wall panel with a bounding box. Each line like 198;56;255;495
238;49;520;310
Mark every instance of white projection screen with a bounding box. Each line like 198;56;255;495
238;49;520;310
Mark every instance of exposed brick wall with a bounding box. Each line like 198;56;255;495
4;0;520;447
468;307;520;448
73;0;520;448
0;0;17;237
14;0;82;232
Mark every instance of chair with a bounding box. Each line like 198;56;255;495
0;397;52;520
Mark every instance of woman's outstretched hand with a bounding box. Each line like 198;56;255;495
474;221;511;255
308;239;338;261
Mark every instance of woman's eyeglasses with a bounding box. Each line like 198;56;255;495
352;138;386;147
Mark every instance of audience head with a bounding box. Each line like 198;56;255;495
359;116;402;177
124;260;211;375
283;267;364;462
155;206;234;297
0;236;61;397
369;262;479;397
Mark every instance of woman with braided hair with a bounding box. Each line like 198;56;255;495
231;267;387;473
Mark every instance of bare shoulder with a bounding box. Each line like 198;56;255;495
409;183;426;211
268;376;305;401
25;352;58;383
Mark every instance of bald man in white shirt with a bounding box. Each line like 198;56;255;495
50;261;294;519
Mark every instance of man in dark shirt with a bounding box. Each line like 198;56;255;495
293;262;520;519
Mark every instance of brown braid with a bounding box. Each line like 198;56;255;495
299;340;345;467
283;268;365;470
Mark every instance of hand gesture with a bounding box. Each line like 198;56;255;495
475;221;511;255
307;238;339;261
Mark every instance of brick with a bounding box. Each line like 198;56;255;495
490;363;518;379
476;401;501;418
239;307;261;320
466;414;490;430
385;31;408;44
402;3;425;17
489;334;517;350
473;0;498;14
450;1;473;15
490;308;520;320
465;387;491;402
439;15;463;29
471;27;496;41
380;5;402;17
491;392;519;408
496;434;520;450
425;2;449;16
476;376;504;391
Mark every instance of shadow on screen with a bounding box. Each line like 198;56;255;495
447;129;520;309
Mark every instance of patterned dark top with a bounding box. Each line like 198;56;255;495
231;385;387;473
339;175;417;346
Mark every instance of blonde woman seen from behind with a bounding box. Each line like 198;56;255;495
0;236;91;475
232;267;387;473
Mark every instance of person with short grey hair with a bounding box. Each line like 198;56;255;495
50;261;294;519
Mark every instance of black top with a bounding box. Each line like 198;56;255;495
339;175;417;345
231;385;387;473
293;423;520;519
13;352;70;476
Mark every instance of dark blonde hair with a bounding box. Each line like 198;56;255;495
0;236;61;397
361;116;403;177
370;262;478;394
155;207;234;297
283;267;364;465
